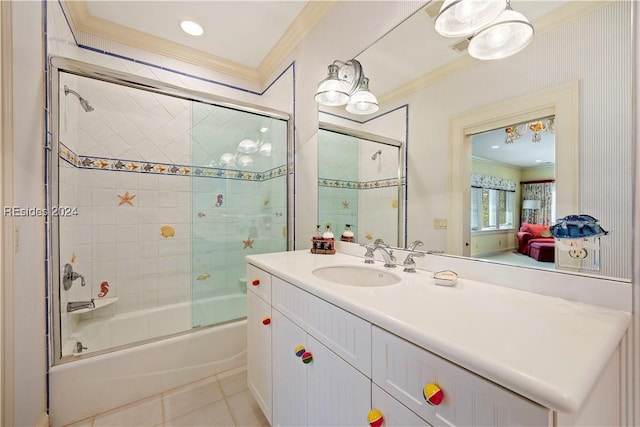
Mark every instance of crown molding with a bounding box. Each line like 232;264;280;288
62;1;333;87
257;1;334;85
379;0;613;107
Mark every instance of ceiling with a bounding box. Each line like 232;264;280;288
83;1;309;69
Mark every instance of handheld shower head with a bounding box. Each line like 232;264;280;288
371;149;382;160
64;85;94;112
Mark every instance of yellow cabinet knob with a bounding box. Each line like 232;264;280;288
423;383;444;406
367;409;384;427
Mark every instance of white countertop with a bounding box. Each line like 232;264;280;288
246;250;631;414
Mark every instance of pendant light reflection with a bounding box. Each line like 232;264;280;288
435;0;506;37
314;59;379;115
468;5;534;60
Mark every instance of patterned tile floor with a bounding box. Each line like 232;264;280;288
65;366;269;427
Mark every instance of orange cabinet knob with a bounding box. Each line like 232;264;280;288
262;317;271;325
251;278;260;286
423;383;444;406
367;409;384;427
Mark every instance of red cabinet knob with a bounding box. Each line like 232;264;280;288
262;317;271;325
252;278;260;286
301;351;313;364
423;383;444;406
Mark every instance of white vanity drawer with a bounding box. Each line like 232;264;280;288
272;276;372;377
246;264;272;303
372;327;552;427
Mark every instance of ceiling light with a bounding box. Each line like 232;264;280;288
220;153;236;166
180;20;204;36
491;145;500;149
435;0;506;37
259;142;273;157
346;77;379;115
314;63;352;106
468;5;533;60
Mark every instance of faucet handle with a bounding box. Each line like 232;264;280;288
403;251;425;273
360;243;376;264
408;240;424;251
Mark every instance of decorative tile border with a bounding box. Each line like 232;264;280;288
318;177;400;190
59;142;289;182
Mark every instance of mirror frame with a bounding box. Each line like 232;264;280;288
448;81;579;258
318;121;407;247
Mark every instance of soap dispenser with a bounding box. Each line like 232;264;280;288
340;224;355;243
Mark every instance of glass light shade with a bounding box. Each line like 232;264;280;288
259;142;273;156
345;78;379;115
237;138;258;154
435;0;506;37
220;152;236;165
468;9;534;60
237;155;254;167
314;64;350;106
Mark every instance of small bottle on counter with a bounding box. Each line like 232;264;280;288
322;225;336;254
311;225;323;254
340;224;355;243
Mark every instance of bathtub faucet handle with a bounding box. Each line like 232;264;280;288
63;263;86;290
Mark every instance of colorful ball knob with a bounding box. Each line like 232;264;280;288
262;317;271;325
423;383;443;406
294;345;305;357
251;279;260;286
301;351;313;364
367;409;384;427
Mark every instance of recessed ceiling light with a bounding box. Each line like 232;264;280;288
180;20;204;36
535;159;543;163
491;145;500;149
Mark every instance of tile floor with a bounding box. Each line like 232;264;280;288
65;366;269;427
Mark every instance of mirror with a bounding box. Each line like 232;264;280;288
317;122;406;247
322;1;632;281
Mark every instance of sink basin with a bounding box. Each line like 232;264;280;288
312;265;401;287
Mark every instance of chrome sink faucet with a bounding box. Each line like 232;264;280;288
360;243;396;268
407;240;423;251
403;251;425;273
67;299;95;313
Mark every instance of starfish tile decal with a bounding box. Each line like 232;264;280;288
117;191;136;206
243;237;254;249
342;200;350;209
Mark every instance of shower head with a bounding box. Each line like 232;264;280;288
371;149;382;160
64;85;94;112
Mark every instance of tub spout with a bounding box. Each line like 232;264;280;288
67;299;95;312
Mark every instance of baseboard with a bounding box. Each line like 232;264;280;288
36;412;49;427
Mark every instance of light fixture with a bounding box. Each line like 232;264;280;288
180;20;204;36
237;138;258;154
314;59;379;115
435;0;506;37
346;77;379;114
468;1;533;60
522;200;541;210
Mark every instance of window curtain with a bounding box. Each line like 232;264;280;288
521;181;555;225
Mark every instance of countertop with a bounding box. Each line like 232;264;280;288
246;250;631;413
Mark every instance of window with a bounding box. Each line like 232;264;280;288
471;187;514;231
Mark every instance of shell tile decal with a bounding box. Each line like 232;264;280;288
160;225;175;238
197;273;211;281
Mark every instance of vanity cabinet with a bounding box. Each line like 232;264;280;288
247;263;554;427
372;326;552;426
272;309;371;426
247;265;273;424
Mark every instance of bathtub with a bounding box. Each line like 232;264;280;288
49;294;248;427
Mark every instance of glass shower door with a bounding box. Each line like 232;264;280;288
190;101;288;328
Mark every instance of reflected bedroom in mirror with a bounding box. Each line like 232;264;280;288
317;0;632;282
